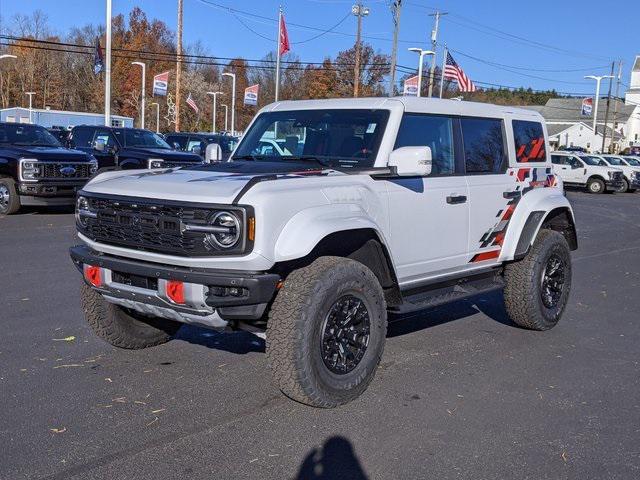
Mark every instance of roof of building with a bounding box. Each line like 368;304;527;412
546;121;623;141
534;97;636;123
633;55;640;72
0;106;132;120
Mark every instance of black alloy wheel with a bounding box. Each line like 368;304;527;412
320;294;371;375
540;254;567;309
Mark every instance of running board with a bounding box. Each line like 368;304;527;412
391;269;504;314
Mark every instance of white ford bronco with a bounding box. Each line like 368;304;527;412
71;97;577;407
551;151;625;194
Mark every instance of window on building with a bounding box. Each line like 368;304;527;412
512;120;546;163
394;114;455;175
461;117;506;173
111;119;124;127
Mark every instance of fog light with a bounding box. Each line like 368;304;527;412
166;280;185;304
83;264;103;287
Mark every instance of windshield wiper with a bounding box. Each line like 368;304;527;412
288;156;334;168
233;154;263;161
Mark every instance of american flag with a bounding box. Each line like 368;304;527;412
443;52;477;92
186;92;199;114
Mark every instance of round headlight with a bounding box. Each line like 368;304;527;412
205;211;241;249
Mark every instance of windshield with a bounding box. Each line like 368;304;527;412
233;109;390;169
117;129;171;149
602;156;624;166
624;157;640;166
0;124;61;147
581;155;605;166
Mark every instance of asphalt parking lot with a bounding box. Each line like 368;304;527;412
1;190;639;480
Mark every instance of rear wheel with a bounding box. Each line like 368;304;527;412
587;177;605;194
0;177;20;215
80;285;182;349
503;230;572;331
266;257;387;408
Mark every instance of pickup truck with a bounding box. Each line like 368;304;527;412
551;151;625;193
70;98;577;407
0;122;97;215
68;125;203;171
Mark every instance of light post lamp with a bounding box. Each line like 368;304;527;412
131;61;146;129
221;104;229;132
25;92;36;123
151;102;160;133
222;72;236;136
206;91;224;133
584;74;614;151
408;48;435;97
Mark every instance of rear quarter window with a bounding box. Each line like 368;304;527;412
513;120;546;163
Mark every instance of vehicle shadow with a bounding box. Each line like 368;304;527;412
293;436;368;480
388;289;514;338
174;325;265;354
14;205;75;216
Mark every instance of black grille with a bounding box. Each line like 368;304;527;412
39;163;92;179
81;196;235;256
611;171;623;182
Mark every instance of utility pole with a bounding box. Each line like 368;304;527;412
104;0;112;126
427;11;447;97
601;61;615;153
585;74;614;152
175;0;183;132
388;0;402;97
352;3;369;98
610;60;623;153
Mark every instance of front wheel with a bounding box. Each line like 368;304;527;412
0;177;21;215
80;285;182;349
266;257;387;408
503;229;572;331
616;179;629;193
587;177;605;194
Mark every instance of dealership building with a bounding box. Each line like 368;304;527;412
0;107;133;129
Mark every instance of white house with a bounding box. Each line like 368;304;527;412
624;55;640;148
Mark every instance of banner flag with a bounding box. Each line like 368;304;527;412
403;75;419;96
153;71;169;97
244;84;260;106
93;37;104;75
581;97;593;116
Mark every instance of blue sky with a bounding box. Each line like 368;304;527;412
1;0;637;95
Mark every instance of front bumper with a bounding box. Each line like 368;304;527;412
18;181;86;205
70;245;280;328
605;179;624;190
629;177;640;189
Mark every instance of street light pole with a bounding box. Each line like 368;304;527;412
426;11;447;97
207;91;223;133
585;74;614;152
221;104;229;132
131;62;146;129
151;102;160;133
408;48;435;97
222;72;236;136
25;92;36;123
352;2;370;98
105;0;112;127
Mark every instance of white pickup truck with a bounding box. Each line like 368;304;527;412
551;151;625;193
71;97;577;407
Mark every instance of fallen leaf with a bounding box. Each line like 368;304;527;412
20;369;27;372
561;451;568;462
52;336;76;342
112;397;126;403
134;401;147;405
146;417;159;426
249;458;259;464
50;427;66;434
53;364;84;369
21;298;29;301
151;408;166;414
105;378;112;383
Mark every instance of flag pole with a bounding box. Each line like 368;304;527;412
439;44;447;99
275;6;282;102
104;0;112;126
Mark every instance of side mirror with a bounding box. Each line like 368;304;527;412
94;138;106;152
388;146;432;176
172;142;181;150
192;145;202;156
205;143;223;163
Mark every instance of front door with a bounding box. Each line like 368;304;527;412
91;129;118;169
386;113;470;285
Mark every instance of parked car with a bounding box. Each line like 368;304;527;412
71;97;577;407
558;146;587;153
622;155;640;168
164;132;239;162
597;155;640;193
551;151;624;193
68;126;203;171
0;122;97;215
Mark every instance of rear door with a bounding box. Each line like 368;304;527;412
386;113;470;284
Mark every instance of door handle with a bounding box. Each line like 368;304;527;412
446;195;467;205
503;191;522;199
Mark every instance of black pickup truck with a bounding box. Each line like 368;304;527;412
163;132;239;162
68;126;203;171
0;122;97;215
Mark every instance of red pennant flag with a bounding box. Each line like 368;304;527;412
279;14;290;56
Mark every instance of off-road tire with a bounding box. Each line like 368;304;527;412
503;229;572;331
266;256;387;408
616;179;629;193
0;177;21;215
80;285;182;349
587;177;605;194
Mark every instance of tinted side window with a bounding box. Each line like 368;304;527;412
461;118;506;174
94;129;116;148
551;155;565;165
513;120;546;163
166;135;188;150
394;114;455;175
70;128;95;148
